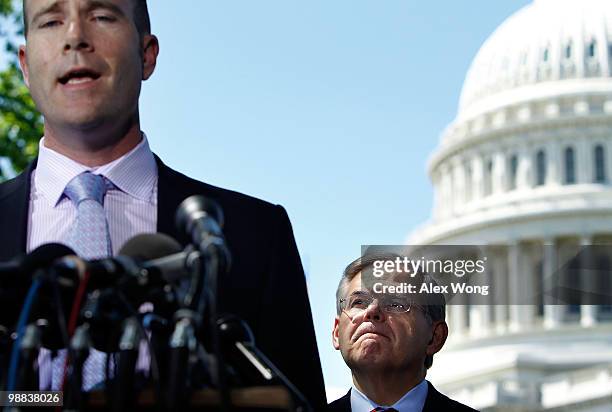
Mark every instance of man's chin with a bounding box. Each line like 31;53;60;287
64;117;106;131
354;339;389;359
56;111;126;133
348;352;392;373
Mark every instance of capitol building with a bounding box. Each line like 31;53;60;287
409;0;612;410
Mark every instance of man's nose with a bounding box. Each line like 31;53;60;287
363;300;385;322
64;19;93;52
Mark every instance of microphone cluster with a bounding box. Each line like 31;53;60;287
0;195;311;411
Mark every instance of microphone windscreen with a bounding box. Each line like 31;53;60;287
175;195;224;235
119;233;182;260
0;243;74;333
21;243;75;274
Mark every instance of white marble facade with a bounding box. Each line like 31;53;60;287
409;1;612;410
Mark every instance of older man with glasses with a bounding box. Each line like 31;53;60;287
329;254;479;412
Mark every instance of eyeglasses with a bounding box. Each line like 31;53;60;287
339;291;414;318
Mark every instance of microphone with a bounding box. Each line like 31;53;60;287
0;243;75;286
64;234;185;353
120;233;183;260
0;243;75;330
52;233;185;296
120;233;193;285
175;195;225;251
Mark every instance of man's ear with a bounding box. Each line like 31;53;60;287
141;34;159;81
332;317;341;350
426;321;448;357
18;45;30;88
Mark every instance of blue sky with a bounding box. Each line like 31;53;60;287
3;0;533;400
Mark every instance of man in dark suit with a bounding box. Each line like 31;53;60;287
0;0;326;408
329;254;478;412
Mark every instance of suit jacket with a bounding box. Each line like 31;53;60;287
0;156;327;409
327;382;479;412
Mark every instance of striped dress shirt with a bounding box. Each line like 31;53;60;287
28;134;158;389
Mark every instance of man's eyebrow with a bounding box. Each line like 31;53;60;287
30;0;127;26
30;1;65;26
84;0;126;17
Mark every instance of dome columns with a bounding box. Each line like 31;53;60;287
508;241;536;332
579;234;599;327
543;237;563;329
492;151;506;195
517;147;532;189
576;138;591;184
440;233;608;344
545;141;560;186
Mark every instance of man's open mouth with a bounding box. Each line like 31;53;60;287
58;69;101;85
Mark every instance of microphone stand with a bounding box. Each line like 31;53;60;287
218;316;312;412
175;195;233;410
166;309;199;412
112;317;141;412
16;321;45;391
64;324;91;412
0;325;9;389
200;241;231;411
165;250;206;412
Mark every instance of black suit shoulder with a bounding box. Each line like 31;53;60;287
156;158;286;243
326;383;479;412
424;382;479;412
0;167;32;261
0;169;29;200
327;390;350;412
158;160;278;210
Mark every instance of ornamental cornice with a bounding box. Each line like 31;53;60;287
429;112;612;175
409;190;612;245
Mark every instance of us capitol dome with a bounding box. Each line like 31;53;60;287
409;0;612;410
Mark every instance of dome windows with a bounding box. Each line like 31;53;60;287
434;139;609;217
508;154;518;190
465;164;473;202
564;147;576;185
588;39;597;58
565;42;572;59
561;41;576;79
585;38;600;77
539;46;552;80
609;43;612;75
594;144;606;183
484;159;494;196
536;150;547;186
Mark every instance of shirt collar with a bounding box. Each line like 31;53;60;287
34;133;157;206
350;379;428;412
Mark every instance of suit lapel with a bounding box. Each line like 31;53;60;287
155;156;178;238
155;156;194;246
328;389;351;411
422;381;442;412
0;161;36;260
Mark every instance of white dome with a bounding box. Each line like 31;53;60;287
459;0;612;119
412;0;612;245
